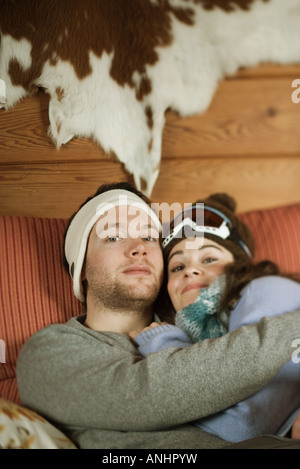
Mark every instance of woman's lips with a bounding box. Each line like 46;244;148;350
182;283;208;294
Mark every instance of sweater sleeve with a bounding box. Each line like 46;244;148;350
16;310;300;433
133;324;193;356
230;276;300;330
193;276;300;442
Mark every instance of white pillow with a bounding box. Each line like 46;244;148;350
0;398;76;449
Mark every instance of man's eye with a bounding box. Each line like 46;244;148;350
140;228;159;242
107;236;122;242
143;236;157;242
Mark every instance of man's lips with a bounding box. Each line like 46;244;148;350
123;265;152;275
182;283;208;294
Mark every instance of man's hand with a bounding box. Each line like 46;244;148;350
292;411;300;439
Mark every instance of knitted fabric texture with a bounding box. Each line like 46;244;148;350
175;275;228;343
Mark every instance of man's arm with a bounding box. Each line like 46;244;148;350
292;412;300;439
17;310;300;432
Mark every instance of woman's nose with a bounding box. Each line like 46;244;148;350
184;265;203;277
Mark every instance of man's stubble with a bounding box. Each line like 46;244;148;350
85;264;161;315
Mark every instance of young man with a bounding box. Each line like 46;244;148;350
16;182;300;449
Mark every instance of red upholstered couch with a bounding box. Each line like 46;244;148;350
1;204;300;447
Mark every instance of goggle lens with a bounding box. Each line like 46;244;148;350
163;205;230;238
162;204;251;258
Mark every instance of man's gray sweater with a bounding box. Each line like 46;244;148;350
16;311;300;449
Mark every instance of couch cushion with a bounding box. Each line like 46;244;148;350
0;398;76;449
0;216;84;403
1;204;300;403
239;202;300;273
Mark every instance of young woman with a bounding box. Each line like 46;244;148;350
130;193;300;442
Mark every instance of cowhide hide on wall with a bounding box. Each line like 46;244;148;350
1;0;300;195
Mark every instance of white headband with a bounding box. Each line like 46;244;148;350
64;189;161;302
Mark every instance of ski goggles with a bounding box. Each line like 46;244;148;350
162;204;252;257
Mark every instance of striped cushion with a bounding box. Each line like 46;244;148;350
239;203;300;273
1;204;300;404
0;216;84;404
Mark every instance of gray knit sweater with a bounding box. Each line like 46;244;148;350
16;311;300;449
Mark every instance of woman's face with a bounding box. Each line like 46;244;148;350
167;237;234;311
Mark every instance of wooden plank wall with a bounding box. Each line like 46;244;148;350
1;64;300;221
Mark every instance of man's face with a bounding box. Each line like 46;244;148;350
83;205;164;313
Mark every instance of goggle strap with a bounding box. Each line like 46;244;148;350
162;212;252;258
162;218;231;249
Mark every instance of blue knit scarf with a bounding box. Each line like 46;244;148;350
175;274;229;343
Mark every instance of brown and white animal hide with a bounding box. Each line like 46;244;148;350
1;0;300;195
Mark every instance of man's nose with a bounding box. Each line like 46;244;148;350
126;238;148;257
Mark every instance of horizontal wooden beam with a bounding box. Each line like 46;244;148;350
1;156;300;220
1;67;300;163
1;64;300;219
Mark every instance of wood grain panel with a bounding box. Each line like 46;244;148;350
1;157;300;220
162;77;300;158
1;71;300;163
0;161;131;218
0;93;109;163
152;156;300;220
234;64;300;79
1;64;300;219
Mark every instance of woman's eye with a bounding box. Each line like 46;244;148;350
170;265;184;273
203;257;217;264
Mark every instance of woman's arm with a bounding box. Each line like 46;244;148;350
129;322;193;356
